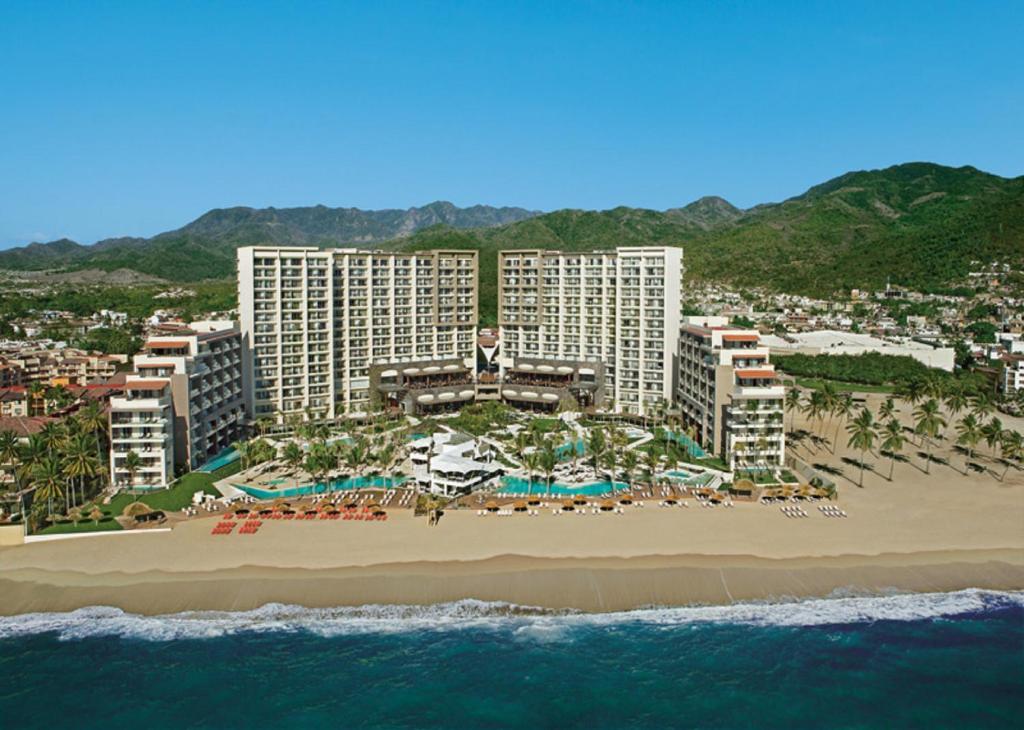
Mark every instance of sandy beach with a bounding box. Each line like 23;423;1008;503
2;394;1022;615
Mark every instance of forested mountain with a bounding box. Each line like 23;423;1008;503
2;163;1020;315
0;202;540;280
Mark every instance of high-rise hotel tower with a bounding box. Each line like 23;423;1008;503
238;246;478;422
497;247;683;416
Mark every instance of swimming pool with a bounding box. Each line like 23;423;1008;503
196;448;239;473
235;475;406;499
663;430;706;458
664;470;692;479
499;476;627;497
555;438;586;460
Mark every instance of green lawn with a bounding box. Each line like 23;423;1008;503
39;461;241;535
793;377;895;394
40;517;122;535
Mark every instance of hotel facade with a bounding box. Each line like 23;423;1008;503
676;316;786;472
237;246;478;422
497;247;683;416
108;321;245;489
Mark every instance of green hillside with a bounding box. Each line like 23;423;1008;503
1;163;1020;320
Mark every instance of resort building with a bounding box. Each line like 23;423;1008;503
237;246;478;421
676;316;786;472
1002;354;1024;396
108;321;245;489
497;247;683;416
108;378;176;490
409;431;502;496
130;321;245;471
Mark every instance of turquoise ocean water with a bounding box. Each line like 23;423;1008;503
1;590;1021;729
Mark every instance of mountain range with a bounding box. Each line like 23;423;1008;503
2;163;1021;312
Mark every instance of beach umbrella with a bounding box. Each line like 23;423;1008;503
484;501;499;512
572;494;588;505
618;495;633;505
513;501;528;512
664;496;678;505
600;500;615;511
561;499;575;511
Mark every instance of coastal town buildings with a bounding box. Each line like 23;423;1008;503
676;316;786;472
497;247;683;416
237;246;479;422
0;343;126;388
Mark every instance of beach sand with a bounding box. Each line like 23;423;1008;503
1;395;1022;614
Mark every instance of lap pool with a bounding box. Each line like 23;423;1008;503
499;476;627;497
235;475;406;500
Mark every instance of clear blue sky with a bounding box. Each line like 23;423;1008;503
1;1;1021;247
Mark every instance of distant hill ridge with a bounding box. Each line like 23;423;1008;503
1;163;1021;309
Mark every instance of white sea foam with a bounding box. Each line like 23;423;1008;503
0;589;1020;642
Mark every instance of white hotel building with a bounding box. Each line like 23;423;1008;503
676;316;786;472
237;246;478;422
108;321;245;490
497;247;683;416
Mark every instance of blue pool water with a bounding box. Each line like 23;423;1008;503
196;448;239;473
236;475;406;499
500;475;627;496
664;469;692;479
664;429;706;457
555;438;585;460
1;590;1021;729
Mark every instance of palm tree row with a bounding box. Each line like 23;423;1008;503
0;400;111;524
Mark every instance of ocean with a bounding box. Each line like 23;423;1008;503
1;590;1021;729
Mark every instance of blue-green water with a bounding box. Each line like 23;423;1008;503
500;475;627;496
236;475;406;499
196;447;239;473
0;591;1020;729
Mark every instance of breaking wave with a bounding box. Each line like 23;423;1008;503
1;589;1020;642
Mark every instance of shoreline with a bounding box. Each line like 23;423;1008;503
2;548;1022;616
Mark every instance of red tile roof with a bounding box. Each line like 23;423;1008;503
722;333;759;342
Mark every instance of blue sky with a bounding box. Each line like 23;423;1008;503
0;1;1021;247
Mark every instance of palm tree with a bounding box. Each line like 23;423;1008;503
18;435;48;491
282;442;304;475
523;451;540;495
63;434;99;507
913;399;946;475
981;417;1005;460
77;400;109;465
999;430;1024;481
514;431;532;467
879;419;905;482
831;393;855;454
232;440;251;470
878;397;896;424
955;414;983;472
38;421;67;452
123;450;143;494
601;448;618;482
802;390;825;439
621;449;638;491
970;392;995;423
998;431;1022;481
784;388;802;433
846;408;876;487
587;427;606;472
32;456;65;517
27;381;45;416
538;442;557;497
944;386;968;436
898;379;926;410
643;449;660;486
0;430;21;490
